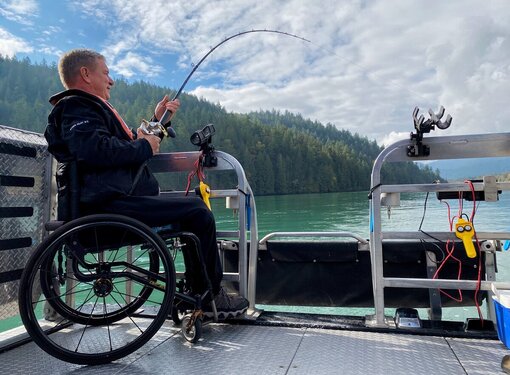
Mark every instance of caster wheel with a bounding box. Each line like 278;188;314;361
182;314;202;343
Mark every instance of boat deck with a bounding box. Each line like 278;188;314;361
0;314;508;375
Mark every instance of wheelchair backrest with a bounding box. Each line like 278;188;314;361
55;160;80;221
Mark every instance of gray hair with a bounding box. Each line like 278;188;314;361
58;49;105;88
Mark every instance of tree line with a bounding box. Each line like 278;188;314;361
0;55;442;195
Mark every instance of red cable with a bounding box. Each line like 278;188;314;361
434;181;484;320
465;180;477;222
184;152;206;195
464;180;483;322
433;239;463;302
434;200;463;302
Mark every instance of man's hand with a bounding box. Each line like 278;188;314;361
155;95;180;124
137;129;161;155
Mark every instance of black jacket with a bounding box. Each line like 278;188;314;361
45;89;159;211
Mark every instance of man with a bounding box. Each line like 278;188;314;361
45;48;248;319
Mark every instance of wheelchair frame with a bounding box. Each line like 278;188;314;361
18;160;219;364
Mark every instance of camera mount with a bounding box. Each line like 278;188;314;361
407;106;452;157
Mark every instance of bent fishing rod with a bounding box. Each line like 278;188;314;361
133;29;310;194
139;29;311;139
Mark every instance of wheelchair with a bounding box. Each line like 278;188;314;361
18;162;218;365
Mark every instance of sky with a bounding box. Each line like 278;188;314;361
1;0;509;145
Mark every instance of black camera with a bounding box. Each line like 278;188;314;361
190;124;217;167
190;124;215;146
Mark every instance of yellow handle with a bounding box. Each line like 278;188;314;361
199;181;211;210
455;218;476;258
463;240;477;258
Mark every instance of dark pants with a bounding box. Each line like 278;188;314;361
85;195;223;295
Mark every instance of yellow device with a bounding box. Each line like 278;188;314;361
196;181;211;210
455;217;476;258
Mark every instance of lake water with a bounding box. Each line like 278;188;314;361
213;190;510;237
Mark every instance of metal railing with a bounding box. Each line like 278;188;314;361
148;151;259;311
369;131;510;327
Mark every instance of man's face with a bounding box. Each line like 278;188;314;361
87;58;114;100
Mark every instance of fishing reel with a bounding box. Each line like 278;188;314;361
139;119;176;139
407;106;452;157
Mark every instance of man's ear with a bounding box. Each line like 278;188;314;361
79;66;91;83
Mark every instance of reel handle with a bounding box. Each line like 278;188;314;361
158;109;176;138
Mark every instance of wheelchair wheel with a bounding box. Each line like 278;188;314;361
18;214;175;365
181;313;202;343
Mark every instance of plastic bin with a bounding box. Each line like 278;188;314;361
493;297;510;349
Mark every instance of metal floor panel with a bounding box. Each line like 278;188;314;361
446;337;509;375
0;321;182;375
124;324;306;375
1;322;508;375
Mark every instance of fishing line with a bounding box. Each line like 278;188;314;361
157;27;433;139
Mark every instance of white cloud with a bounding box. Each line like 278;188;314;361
65;0;510;141
0;27;33;57
178;1;510;142
111;51;164;78
0;0;38;24
380;132;410;148
69;0;109;22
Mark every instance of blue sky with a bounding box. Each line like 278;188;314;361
1;0;510;144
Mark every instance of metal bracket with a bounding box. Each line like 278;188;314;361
407;106;452;157
483;176;498;202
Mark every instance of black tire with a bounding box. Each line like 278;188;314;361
18;214;175;365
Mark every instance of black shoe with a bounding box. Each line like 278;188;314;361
205;287;249;320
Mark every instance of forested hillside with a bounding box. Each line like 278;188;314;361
0;56;442;195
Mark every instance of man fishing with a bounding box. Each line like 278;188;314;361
45;48;249;319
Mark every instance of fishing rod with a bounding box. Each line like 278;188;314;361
133;29;310;194
139;29;311;138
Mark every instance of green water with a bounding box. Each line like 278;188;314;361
213;191;371;237
2;191;510;332
216;190;510;237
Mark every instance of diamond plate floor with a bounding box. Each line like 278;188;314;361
1;321;508;375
